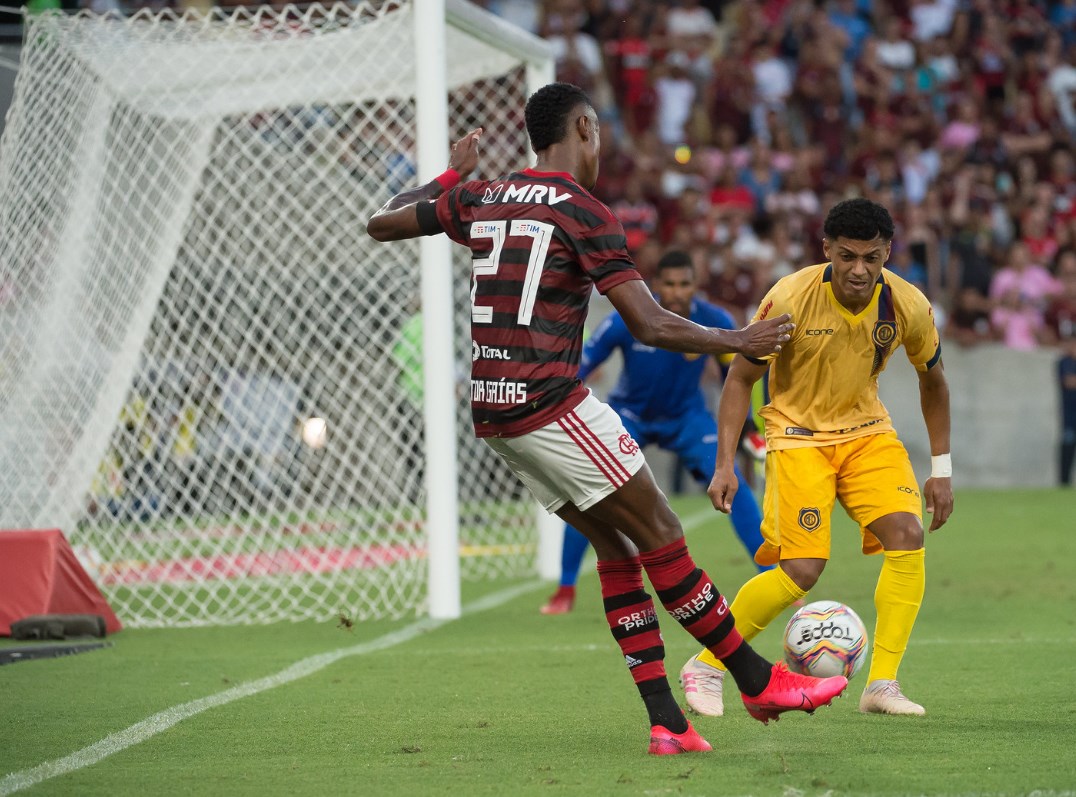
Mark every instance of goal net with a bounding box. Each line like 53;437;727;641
0;0;554;626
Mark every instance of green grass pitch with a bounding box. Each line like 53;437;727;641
1;489;1074;796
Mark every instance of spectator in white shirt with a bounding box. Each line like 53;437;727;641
909;0;957;42
655;51;697;146
666;0;718;44
876;17;916;71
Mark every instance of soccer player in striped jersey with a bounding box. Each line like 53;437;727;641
679;198;954;718
540;250;771;617
367;82;847;755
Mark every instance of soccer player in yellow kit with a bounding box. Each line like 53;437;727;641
679;198;954;717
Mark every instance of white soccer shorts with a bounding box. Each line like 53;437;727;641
483;392;646;513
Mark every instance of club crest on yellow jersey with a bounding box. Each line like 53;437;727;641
872;320;896;347
798;507;821;531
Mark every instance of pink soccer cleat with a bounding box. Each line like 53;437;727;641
741;662;848;724
647;721;713;755
539;585;576;615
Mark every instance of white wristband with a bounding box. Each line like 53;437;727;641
931;454;952;479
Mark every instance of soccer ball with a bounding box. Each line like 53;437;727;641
783;600;868;679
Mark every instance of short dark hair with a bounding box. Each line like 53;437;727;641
656;250;694;275
524;83;593;153
823;198;895;241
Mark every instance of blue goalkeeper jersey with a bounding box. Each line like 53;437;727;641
579;298;736;422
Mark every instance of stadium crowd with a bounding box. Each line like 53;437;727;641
479;0;1076;352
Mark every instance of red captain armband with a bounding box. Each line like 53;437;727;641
434;168;461;191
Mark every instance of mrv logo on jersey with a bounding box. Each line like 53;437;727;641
482;183;572;206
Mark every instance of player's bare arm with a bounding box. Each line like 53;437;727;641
366;128;483;241
918;363;954;531
606;280;794;359
708;356;768;513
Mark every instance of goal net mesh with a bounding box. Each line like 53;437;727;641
0;1;546;626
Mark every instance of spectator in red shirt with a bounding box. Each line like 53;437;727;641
709;163;756;218
1022;204;1061;265
604;15;654;135
611;174;661;255
705;39;755;142
659;185;710;245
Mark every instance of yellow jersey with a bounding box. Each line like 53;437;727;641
748;263;941;450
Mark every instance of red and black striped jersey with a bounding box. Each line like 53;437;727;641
422;168;642;438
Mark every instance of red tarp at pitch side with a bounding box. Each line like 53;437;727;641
0;529;122;636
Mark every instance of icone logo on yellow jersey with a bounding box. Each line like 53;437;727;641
805;328;834;336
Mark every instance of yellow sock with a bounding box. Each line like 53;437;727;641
867;548;925;683
696;566;807;670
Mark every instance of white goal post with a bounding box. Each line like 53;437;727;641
0;0;558;627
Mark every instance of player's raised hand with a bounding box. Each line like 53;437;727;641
923;476;953;531
367;127;484;241
707;464;739;514
448;127;483;180
737;314;794;358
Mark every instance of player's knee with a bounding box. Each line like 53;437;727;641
590;534;637;561
634;508;686;552
652;522;684;548
780;558;825;591
870;512;924;551
889;524;924;550
882;515;925;550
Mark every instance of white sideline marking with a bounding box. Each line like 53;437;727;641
681;507;714;533
0;580;545;796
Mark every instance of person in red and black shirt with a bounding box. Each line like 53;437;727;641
367;82;847;755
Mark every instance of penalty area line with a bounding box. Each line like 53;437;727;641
0;579;545;796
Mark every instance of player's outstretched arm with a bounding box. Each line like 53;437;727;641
918;363;954;531
366;128;482;242
606;280;793;358
708;356;767;513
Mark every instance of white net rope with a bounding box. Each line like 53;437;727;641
0;1;543;626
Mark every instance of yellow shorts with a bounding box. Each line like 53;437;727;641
756;431;922;566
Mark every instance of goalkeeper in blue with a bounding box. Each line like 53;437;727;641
542;250;771;615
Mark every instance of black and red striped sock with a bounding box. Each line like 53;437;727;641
639;538;771;697
597;557;687;733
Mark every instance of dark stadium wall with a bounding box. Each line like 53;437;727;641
0;43;18;138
